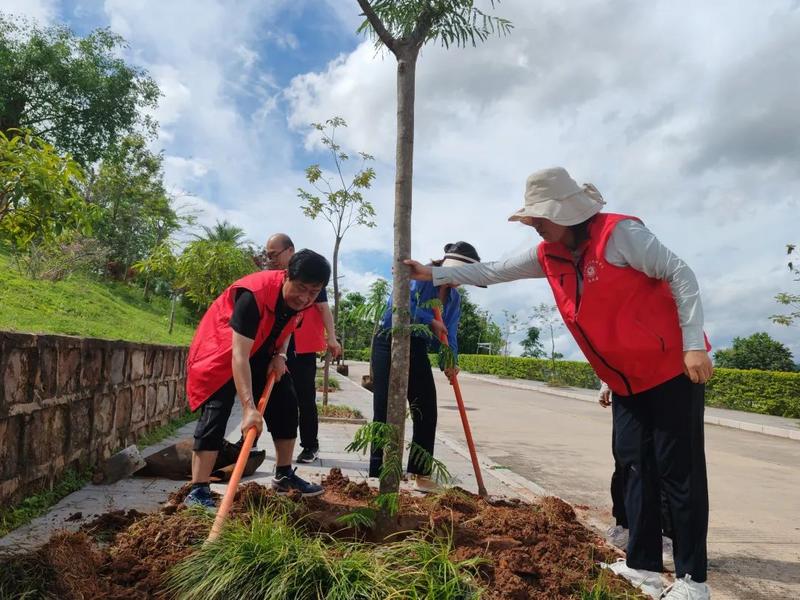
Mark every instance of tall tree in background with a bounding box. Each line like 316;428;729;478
713;332;796;372
771;244;799;327
84;135;179;279
457;289;501;354
520;326;545;358
298;117;376;327
356;0;511;506
0;15;159;166
197;220;249;246
532;302;564;379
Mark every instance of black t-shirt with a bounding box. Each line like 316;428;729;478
229;289;297;345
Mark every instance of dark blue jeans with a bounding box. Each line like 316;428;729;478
369;334;437;478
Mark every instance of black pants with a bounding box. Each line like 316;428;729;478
610;415;674;539
613;374;708;581
288;351;319;451
369;334;437;478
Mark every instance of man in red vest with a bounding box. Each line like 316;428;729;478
264;233;341;463
404;167;713;600
184;249;331;509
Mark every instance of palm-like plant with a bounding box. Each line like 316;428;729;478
197;220;249;246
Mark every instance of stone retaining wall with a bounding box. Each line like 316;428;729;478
0;331;188;506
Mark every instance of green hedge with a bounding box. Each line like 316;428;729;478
344;348;371;362
346;350;800;419
706;368;800;418
448;354;601;390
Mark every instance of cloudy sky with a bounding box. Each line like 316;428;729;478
6;0;799;359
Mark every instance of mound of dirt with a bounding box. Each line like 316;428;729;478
1;468;637;599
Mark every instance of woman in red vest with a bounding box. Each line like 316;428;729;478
404;167;713;600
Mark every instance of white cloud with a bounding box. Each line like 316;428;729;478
1;0;57;23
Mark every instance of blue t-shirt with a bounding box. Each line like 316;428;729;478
379;280;461;361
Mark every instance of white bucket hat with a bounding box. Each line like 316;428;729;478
507;167;606;226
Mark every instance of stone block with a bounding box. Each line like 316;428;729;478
0;416;21;480
146;384;158;419
93;393;114;436
81;345;104;389
156;383;170;416
114;388;132;433
130;350;145;381
3;348;34;408
163;351;175;380
24;410;52;468
152;351;164;379
50;405;69;458
131;385;146;425
109;348;126;385
57;344;81;395
69;398;92;454
35;341;59;401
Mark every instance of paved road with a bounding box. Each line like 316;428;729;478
347;363;800;600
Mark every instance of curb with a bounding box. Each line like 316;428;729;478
458;372;800;442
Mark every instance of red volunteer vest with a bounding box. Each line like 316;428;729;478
185;270;304;411
537;213;710;396
293;304;326;354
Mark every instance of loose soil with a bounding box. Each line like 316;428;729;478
0;468;642;599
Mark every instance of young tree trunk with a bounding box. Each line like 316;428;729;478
168;294;176;334
323;235;343;405
381;50;417;501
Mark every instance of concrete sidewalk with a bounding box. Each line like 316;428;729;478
0;370;534;552
454;370;800;441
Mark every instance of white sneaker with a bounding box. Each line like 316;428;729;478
600;558;663;599
660;575;710;599
606;524;629;549
662;536;674;563
413;475;442;493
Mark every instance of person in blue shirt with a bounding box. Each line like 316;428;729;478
369;241;483;492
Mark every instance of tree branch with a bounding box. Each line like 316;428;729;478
356;0;399;54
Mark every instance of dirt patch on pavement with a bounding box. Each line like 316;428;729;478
0;469;641;599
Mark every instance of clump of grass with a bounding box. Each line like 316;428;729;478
317;403;363;419
0;467;92;537
167;507;485;599
316;375;340;390
136;409;198;449
0;553;58;599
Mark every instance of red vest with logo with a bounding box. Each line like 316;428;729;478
537;213;709;396
185;270;304;411
293;304;327;354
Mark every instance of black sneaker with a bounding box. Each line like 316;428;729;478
271;468;324;497
296;448;319;463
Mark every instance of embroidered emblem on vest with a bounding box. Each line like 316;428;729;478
584;259;602;283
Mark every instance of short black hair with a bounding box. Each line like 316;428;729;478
287;249;331;286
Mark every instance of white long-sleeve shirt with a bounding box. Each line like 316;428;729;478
431;219;706;351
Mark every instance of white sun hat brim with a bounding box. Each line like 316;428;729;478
508;167;606;226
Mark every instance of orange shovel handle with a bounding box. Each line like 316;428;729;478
207;371;277;542
433;307;488;497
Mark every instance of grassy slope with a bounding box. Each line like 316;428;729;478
0;252;195;346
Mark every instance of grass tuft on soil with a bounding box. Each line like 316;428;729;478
167;506;484;600
317;402;364;419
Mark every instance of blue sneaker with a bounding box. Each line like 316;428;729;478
183;485;217;511
271;468;324;497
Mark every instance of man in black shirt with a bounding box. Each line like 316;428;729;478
185;250;331;509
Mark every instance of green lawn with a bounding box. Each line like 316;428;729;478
0;252;196;346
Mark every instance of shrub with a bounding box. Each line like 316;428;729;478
448;354;800;419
